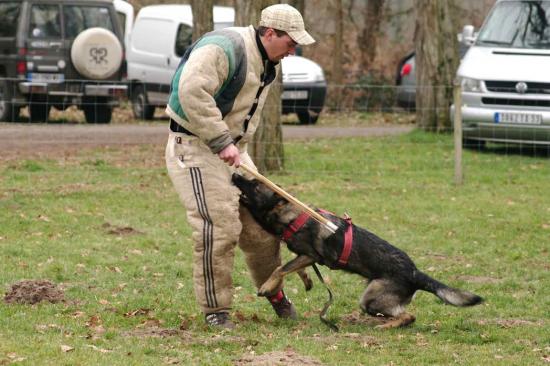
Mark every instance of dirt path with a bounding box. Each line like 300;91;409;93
0;123;413;158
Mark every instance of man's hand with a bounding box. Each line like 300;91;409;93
218;143;241;167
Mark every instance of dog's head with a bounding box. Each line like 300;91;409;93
232;173;296;235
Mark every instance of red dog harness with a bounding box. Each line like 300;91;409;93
282;210;353;266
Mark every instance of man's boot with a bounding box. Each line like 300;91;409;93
205;312;235;329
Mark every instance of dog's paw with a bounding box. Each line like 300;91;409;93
303;276;313;291
256;282;280;297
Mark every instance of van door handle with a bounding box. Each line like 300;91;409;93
167;57;170;66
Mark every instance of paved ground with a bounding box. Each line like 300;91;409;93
0;123;413;158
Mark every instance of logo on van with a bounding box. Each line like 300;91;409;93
90;47;108;64
515;82;528;94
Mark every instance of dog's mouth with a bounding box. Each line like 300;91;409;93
238;193;250;206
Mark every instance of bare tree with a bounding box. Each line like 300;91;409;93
191;0;214;42
282;0;304;14
234;0;283;172
414;0;459;131
333;0;344;86
360;0;385;70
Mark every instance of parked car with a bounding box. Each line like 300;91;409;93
395;43;470;111
452;0;550;147
0;0;128;123
395;52;416;110
126;4;326;124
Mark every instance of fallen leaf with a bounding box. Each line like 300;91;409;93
86;345;111;353
60;345;74;353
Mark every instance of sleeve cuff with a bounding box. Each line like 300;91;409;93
207;133;235;154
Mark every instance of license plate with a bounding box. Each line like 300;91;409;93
494;112;542;125
28;73;65;83
281;90;308;100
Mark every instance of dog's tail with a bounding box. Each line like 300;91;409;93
413;271;483;307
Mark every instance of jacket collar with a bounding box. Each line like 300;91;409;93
255;28;280;66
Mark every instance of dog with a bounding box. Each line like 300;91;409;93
232;174;483;328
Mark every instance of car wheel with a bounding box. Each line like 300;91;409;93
29;98;50;122
83;97;112;124
132;86;155;120
71;28;123;80
463;138;486;150
297;110;319;125
0;79;17;122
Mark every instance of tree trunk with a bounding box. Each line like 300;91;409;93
234;0;283;173
414;0;459;132
333;0;344;87
360;0;385;70
191;0;214;42
282;0;304;15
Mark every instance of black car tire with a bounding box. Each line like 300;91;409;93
29;98;50;122
463;138;486;150
0;79;17;122
83;97;112;124
132;86;155;120
297;110;319;125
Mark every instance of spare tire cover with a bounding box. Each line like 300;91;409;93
70;27;123;80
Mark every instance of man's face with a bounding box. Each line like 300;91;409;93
262;28;297;62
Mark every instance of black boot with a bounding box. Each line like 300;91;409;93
205;312;235;329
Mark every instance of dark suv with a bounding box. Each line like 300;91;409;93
0;0;126;123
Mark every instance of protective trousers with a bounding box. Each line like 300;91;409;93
165;132;282;314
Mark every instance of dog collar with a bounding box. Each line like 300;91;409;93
282;210;354;266
282;211;310;242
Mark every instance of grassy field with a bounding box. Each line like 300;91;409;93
0;130;548;365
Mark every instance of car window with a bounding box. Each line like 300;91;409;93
175;23;192;57
29;4;61;39
0;2;19;37
117;11;127;39
63;5;114;39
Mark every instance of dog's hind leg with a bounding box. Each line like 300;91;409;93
297;269;313;291
258;255;316;297
359;279;416;329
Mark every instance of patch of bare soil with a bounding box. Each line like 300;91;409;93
455;275;502;284
341;310;389;327
4;280;64;305
102;222;143;236
234;349;326;366
477;319;545;328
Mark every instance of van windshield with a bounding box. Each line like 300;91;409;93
477;1;550;49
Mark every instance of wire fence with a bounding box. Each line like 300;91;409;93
1;77;549;176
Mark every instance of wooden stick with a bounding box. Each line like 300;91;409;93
239;163;338;233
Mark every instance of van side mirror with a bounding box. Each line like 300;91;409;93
457;25;475;46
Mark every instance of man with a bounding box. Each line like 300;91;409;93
165;4;315;328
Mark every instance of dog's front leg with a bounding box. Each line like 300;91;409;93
258;255;316;297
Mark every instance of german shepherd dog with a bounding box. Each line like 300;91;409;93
232;174;483;328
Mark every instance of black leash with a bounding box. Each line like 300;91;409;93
312;264;339;332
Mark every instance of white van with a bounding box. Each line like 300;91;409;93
454;0;550;146
126;4;326;124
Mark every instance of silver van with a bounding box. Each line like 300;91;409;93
454;0;550;146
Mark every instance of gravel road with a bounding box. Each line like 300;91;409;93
0;123;413;158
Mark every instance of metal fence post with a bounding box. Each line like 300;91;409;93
453;79;463;185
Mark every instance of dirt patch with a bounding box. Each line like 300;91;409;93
234;349;326;366
455;275;502;284
4;279;65;305
341;310;389;327
102;222;143;236
123;326;186;339
477;319;545;328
